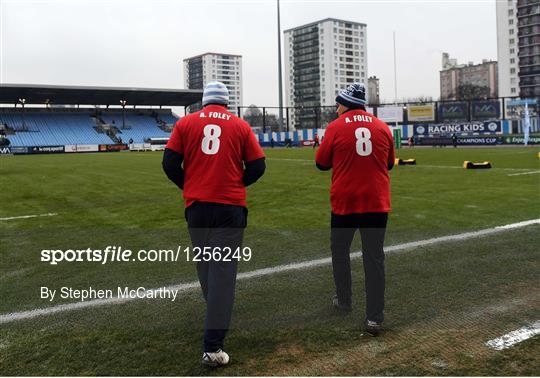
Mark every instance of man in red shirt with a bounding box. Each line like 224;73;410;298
162;82;266;366
315;82;395;336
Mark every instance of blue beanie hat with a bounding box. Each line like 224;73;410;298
336;82;367;109
202;81;229;106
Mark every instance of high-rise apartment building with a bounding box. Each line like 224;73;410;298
496;0;520;97
183;52;243;114
284;18;367;128
516;0;540;97
439;53;498;100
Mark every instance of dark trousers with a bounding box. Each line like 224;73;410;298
331;212;388;323
185;201;247;352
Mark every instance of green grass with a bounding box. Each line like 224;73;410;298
0;146;539;375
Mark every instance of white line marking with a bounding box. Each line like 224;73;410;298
507;170;540;177
0;218;538;325
0;213;57;221
394;164;532;172
486;321;540;350
267;158;534;171
495;219;540;229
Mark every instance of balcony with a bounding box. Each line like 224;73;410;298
517;0;540;10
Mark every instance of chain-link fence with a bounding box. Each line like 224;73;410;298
236;97;539;131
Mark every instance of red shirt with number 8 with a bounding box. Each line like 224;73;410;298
315;109;395;215
166;104;265;208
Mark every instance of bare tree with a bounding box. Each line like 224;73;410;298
451;84;491;101
242;105;263;128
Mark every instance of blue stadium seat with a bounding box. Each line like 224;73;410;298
0;113;113;146
0;111;180;147
101;113;172;143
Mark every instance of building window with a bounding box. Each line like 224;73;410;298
510;68;515;74
509;29;514;35
509;19;513;25
510;58;515;63
511;88;516;93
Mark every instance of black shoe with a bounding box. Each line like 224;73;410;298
364;320;383;336
332;295;352;313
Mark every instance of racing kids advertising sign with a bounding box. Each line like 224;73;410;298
413;121;502;136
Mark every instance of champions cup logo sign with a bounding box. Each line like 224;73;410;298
459;137;499;145
477;104;495;114
416;126;426;134
439;102;469;121
472;101;500;120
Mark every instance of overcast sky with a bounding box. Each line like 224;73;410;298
1;0;497;107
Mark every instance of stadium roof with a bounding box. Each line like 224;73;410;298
0;84;203;106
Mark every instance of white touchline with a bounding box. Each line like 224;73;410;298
507;170;540;177
486;321;540;350
267;158;534;171
0;218;538;325
415;165;533;172
0;213;58;221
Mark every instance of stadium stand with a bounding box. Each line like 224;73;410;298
157;113;178;125
0;84;200;149
0;113;113;146
101;113;173;143
0;110;180;147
